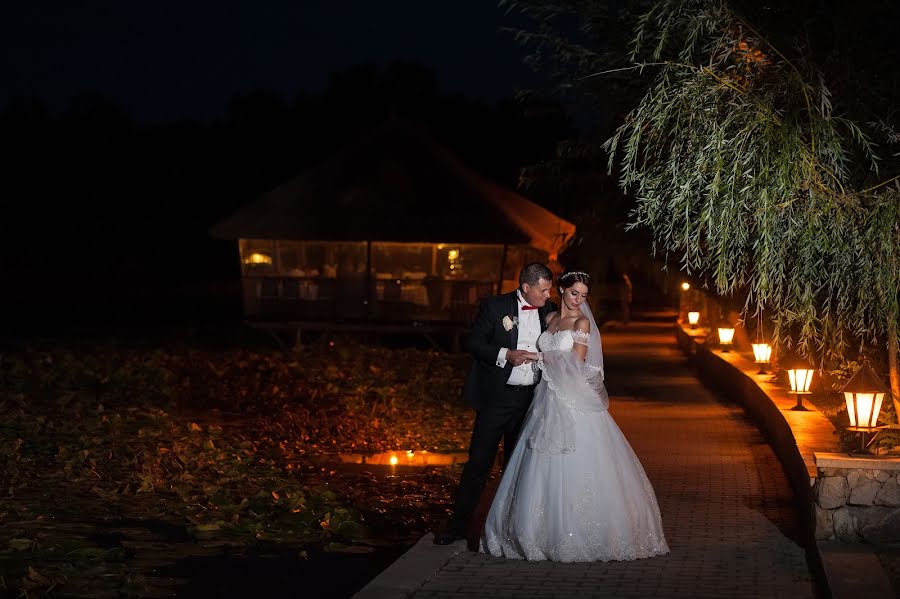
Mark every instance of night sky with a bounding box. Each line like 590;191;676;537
1;0;544;124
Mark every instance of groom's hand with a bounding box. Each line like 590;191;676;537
506;350;534;366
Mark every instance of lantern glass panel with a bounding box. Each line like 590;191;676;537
788;369;813;393
752;343;772;364
688;311;700;325
844;392;884;428
717;328;735;344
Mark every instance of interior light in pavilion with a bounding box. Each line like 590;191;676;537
717;327;735;351
752;343;772;374
244;252;273;265
447;248;462;272
681;282;691;291
842;362;888;429
687;311;700;327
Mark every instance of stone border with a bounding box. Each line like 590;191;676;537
351;533;467;599
814;453;900;545
816;452;900;471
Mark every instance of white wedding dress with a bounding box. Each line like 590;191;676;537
480;327;669;562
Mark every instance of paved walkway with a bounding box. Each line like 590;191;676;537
359;319;819;598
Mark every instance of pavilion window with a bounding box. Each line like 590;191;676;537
277;241;302;273
372;243;433;280
433;244;503;280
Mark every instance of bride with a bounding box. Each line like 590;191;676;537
480;270;669;562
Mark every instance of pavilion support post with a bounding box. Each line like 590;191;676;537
365;240;373;319
293;326;304;352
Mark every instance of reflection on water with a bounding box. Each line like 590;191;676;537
337;450;469;467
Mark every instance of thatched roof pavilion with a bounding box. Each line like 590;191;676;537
211;119;575;327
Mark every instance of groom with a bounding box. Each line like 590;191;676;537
434;262;555;545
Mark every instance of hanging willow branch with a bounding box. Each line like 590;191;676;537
602;0;900;366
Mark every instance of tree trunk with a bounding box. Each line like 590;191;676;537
889;324;900;419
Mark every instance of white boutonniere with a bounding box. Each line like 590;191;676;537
502;315;519;331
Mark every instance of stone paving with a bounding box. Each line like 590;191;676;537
408;320;818;598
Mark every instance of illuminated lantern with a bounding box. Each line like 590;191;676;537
687;311;700;328
681;282;691;291
787;368;813;394
842;362;887;429
785;357;813;412
717;327;735;351
752;343;772;374
841;361;889;454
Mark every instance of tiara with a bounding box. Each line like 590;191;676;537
560;271;590;279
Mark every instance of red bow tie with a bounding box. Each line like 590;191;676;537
521;305;539;311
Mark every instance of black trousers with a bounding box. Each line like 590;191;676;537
447;383;536;531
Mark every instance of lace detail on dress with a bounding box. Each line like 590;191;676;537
571;330;589;345
537;329;575;353
480;478;670;562
535;329;605;416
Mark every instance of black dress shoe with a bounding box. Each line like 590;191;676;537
433;528;465;545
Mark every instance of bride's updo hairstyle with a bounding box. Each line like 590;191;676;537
557;269;592;292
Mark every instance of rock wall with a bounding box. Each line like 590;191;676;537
814;464;900;543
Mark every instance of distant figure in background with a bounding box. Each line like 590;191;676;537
604;262;633;325
619;271;632;325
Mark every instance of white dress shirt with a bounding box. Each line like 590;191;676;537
496;291;541;385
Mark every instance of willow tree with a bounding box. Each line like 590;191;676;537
504;0;900;403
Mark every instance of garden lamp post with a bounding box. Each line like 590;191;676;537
842;361;889;454
752;343;773;374
717;327;735;352
785;358;813;411
688;311;700;328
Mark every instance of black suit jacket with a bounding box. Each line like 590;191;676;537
461;291;556;411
